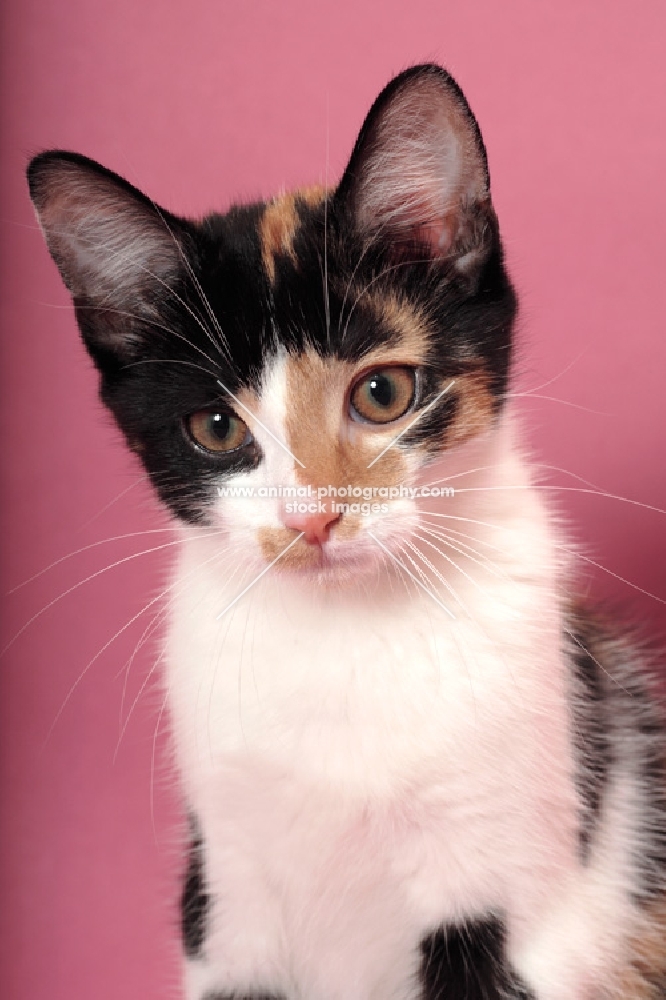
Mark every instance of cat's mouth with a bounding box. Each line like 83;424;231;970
256;526;378;578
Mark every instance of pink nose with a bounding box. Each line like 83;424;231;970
281;509;341;546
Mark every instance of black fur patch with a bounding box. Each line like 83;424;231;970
567;624;614;861
567;609;666;903
633;710;666;902
419;917;535;999
181;831;210;958
203;995;285;1000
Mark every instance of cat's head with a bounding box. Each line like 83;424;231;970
27;64;515;581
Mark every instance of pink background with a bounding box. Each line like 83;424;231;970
1;2;665;997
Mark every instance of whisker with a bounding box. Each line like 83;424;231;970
117;647;165;759
117;541;241;732
74;303;221;370
417;510;516;535
8;527;178;593
116;542;229;722
338;234;376;337
147;201;234;365
418;524;507;580
42;223;224;362
512;349;589;397
395;539;490;705
562;548;666;607
121;357;225;380
508;392;609;416
413;530;517;616
451;484;666;518
150;687;171;843
134;261;225;360
42;530;228;741
407;533;527;702
420;507;666;607
199;554;251;765
565;628;632;697
79;475;147;532
340;254;431;343
368;531;455;618
419;463;503;488
2;530;224;657
402;536;463;610
419;519;505;551
421;461;606;491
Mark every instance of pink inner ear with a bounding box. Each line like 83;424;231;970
409;212;458;258
348;73;490;263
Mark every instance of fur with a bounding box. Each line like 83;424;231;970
28;64;666;999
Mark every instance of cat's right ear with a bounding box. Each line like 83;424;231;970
27;151;188;360
336;65;496;280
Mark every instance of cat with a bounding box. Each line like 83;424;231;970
27;64;666;999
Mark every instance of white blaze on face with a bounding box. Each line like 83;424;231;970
211;350;301;535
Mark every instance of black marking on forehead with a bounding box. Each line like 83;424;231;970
268;193;515;377
99;192;514;521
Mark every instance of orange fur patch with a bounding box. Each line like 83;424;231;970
281;351;409;545
445;372;495;447
285;350;406;488
363;289;431;361
277;348;494;547
297;184;328;208
348;289;494;449
259;186;328;285
614;900;666;997
260;194;299;285
257;525;330;569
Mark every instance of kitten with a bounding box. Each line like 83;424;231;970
28;64;666;999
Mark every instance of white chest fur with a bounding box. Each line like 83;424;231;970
165;436;583;999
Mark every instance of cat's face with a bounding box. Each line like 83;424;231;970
27;65;515;581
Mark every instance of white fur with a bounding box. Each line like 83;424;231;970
165;407;641;1000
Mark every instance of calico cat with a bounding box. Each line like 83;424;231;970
27;64;666;999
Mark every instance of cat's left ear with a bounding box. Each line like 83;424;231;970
27;151;188;361
336;64;496;278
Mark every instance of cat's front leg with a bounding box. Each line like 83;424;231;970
179;825;291;1000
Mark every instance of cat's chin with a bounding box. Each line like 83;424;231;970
270;542;381;587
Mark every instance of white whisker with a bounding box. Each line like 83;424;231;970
148;201;233;365
509;391;608;416
451;484;666;518
367;532;455;618
41;530;227;741
418;524;506;580
215;533;305;621
8;527;177;593
3;530;223;657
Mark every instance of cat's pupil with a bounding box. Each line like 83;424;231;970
369;375;394;408
209;412;231;440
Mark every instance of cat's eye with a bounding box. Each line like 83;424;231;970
349;366;417;425
186;410;251;453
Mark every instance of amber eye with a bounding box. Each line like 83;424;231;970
187;410;251;453
349;367;417;424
